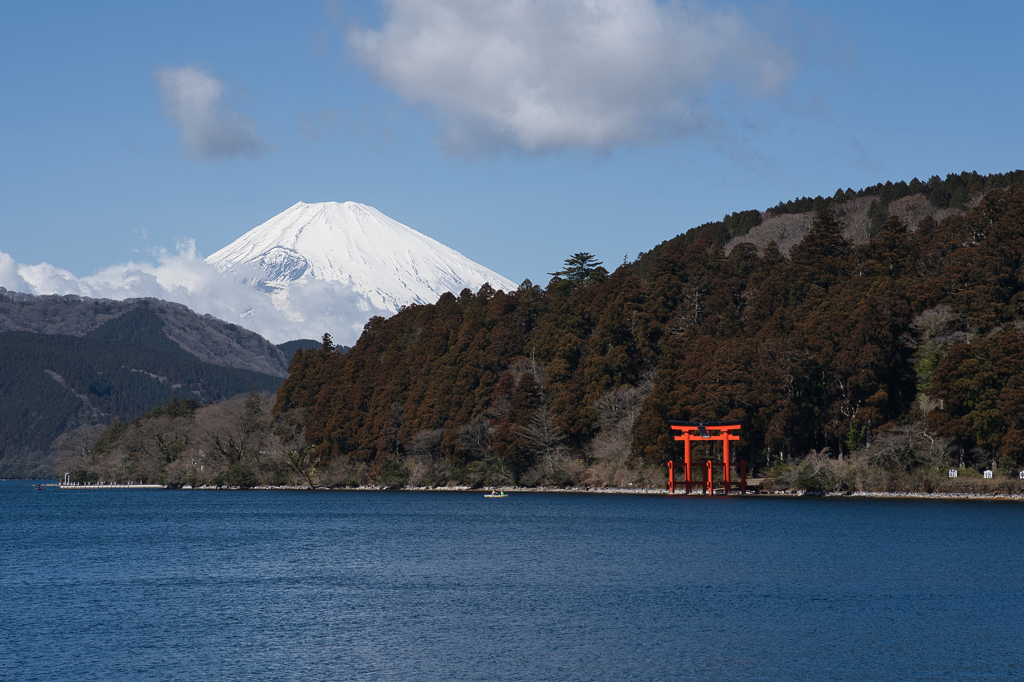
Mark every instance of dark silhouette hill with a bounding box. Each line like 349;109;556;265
277;338;345;361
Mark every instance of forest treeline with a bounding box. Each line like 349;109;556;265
68;171;1024;491
56;392;303;488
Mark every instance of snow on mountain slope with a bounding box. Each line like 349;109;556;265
206;201;517;332
2;202;516;346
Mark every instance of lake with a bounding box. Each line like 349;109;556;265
2;481;1022;681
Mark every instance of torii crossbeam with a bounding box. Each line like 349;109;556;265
668;420;745;495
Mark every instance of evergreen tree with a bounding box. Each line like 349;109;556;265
549;252;607;287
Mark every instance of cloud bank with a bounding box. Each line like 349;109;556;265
0;244;387;345
155;66;267;159
348;0;793;153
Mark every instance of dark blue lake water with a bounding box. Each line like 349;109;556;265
2;482;1022;681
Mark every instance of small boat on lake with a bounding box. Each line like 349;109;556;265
484;490;507;498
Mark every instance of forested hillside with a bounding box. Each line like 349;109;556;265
0;307;285;477
0;291;296;377
269;172;1024;490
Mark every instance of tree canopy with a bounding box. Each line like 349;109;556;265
548;252;607;287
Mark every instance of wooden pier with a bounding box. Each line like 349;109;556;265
58;474;164;490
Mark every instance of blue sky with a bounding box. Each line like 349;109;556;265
1;0;1022;289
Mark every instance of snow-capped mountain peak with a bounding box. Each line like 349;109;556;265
206;201;517;332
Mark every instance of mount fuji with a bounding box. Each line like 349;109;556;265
206;201;517;338
1;202;517;346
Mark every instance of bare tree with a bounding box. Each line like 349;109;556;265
459;418;494;458
405;428;446;486
50;424;107;477
519;403;566;473
590;372;655;462
285;446;323;489
274;407;322;488
408;428;445;464
860;422;954;471
207;391;271;467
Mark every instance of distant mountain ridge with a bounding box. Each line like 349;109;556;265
0;290;337;478
0;289;298;377
0;306;289;478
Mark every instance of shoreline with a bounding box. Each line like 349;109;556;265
180;484;1024;501
19;480;1024;501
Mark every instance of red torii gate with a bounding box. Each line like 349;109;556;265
668;420;746;495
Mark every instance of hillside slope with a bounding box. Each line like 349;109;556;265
0;290;292;376
0;307;285;478
268;173;1024;488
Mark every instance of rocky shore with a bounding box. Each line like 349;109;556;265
162;484;1024;501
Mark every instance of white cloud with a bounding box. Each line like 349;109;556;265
3;244;386;345
0;251;32;293
155;66;267;159
348;0;794;153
